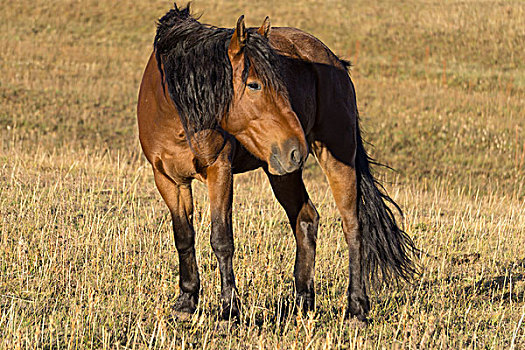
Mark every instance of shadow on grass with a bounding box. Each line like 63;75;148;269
463;273;525;303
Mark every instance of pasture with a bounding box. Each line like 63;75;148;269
1;0;524;348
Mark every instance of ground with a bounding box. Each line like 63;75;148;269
0;0;524;348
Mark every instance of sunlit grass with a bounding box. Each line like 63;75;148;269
1;0;524;348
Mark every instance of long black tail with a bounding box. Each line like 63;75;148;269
355;117;418;284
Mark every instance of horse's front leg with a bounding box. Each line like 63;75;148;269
266;170;319;313
153;169;200;317
206;153;240;320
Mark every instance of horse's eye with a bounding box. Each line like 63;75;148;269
247;82;262;91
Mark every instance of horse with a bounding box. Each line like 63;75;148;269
137;4;417;324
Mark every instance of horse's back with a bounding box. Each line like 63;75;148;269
270;27;346;69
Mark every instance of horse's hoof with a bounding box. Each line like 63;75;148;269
219;300;240;321
171;310;193;322
345;316;369;329
173;292;198;314
215;318;240;332
295;292;315;314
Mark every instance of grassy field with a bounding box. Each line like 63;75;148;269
1;0;524;348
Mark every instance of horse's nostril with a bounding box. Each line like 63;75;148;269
291;148;301;165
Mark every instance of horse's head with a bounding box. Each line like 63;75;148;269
221;16;308;175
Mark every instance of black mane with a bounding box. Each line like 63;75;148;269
154;3;285;136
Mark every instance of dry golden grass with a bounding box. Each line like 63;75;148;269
1;0;524;348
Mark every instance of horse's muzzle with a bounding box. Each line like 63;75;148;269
268;139;306;175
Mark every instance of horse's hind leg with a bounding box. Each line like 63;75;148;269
153;169;199;317
313;141;370;322
266;170;319;313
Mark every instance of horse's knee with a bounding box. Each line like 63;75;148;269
210;236;234;255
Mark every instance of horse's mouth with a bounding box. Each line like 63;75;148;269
269;153;287;175
269;152;303;176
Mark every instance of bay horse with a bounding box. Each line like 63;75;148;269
137;4;417;323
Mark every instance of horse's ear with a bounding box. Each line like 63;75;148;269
229;15;246;57
257;16;271;38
